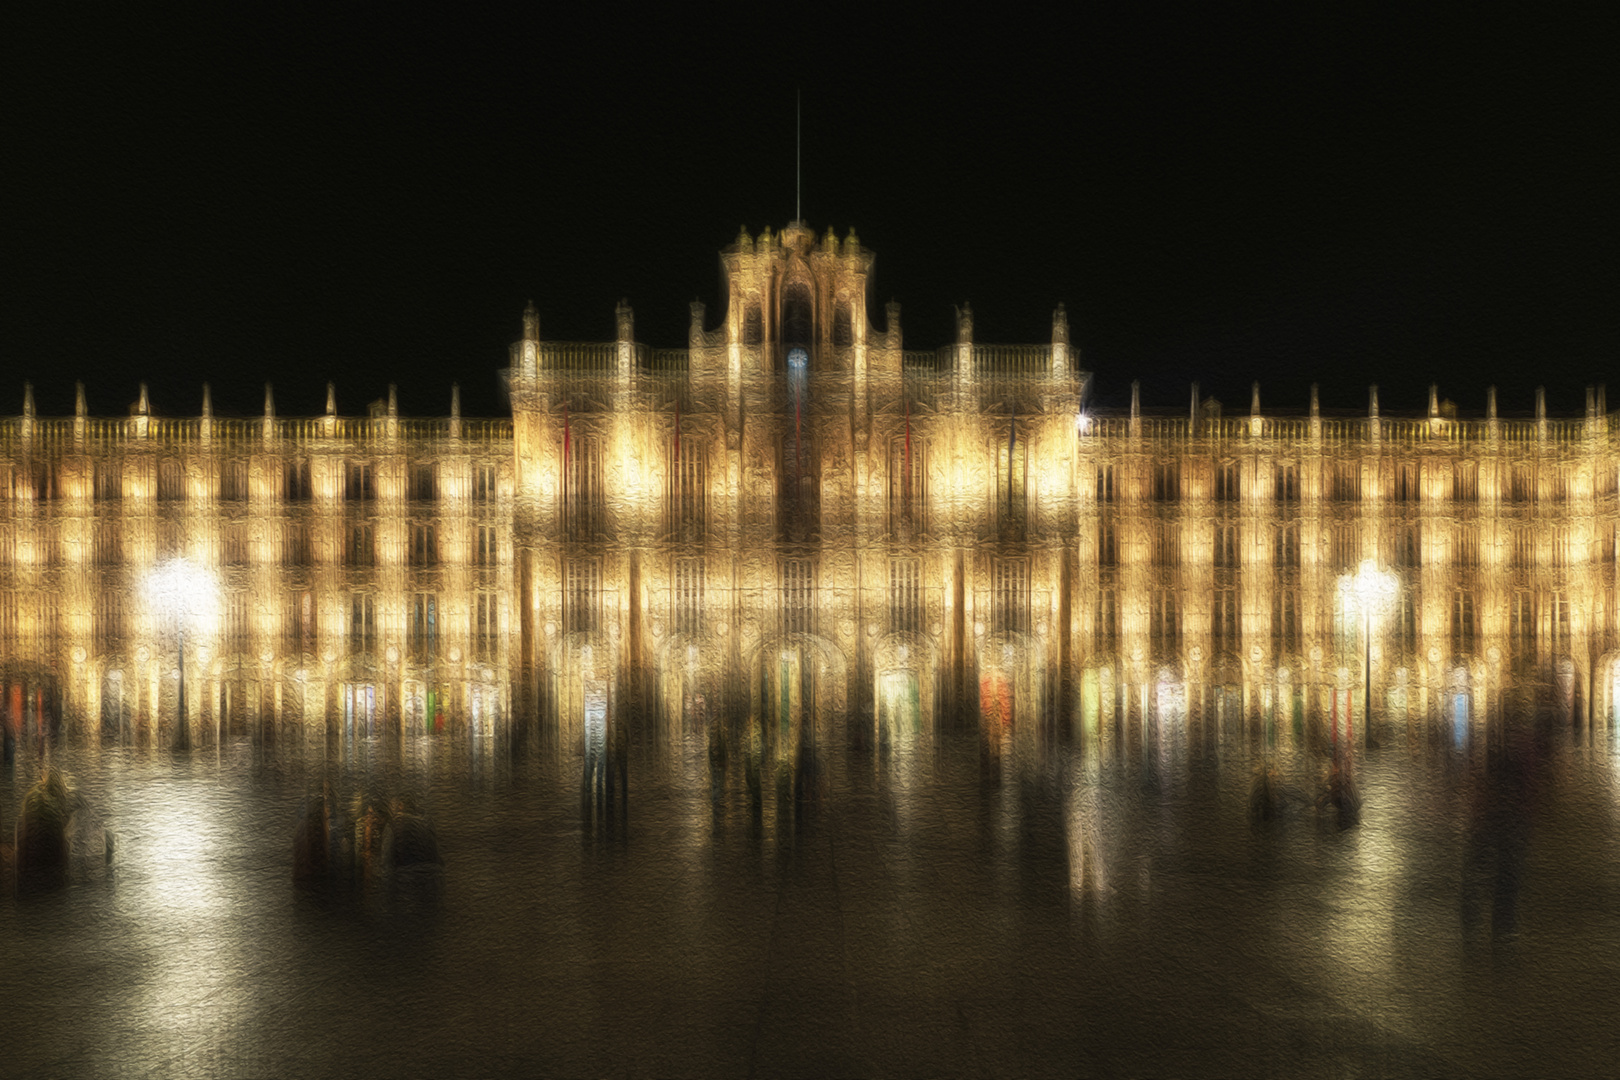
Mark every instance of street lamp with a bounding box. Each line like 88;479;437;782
1337;559;1398;752
145;557;221;750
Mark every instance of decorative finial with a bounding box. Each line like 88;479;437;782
325;382;337;416
202;383;213;419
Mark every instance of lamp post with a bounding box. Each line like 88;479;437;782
1338;559;1398;753
145;557;221;750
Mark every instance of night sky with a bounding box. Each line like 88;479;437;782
6;7;1614;421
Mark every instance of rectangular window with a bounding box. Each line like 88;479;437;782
889;435;926;536
1095;589;1118;648
1098;521;1119;568
890;558;921;634
1096;464;1116;504
474;593;499;658
284;589;316;654
1272;589;1301;652
1332;461;1361;502
223;522;249;567
779;430;819;539
94;520;121;566
1275;463;1300;505
284;459;312;503
349;593;377;652
1213;588;1240;654
94;591;124;649
285;523;313;567
1153;462;1179;502
95;460;123;502
408;463;436;502
1512;526;1533;569
1549;591;1571;646
1454;527;1480;569
410;524;437;567
744;305;762;346
1394;462;1419;503
996;428;1028;536
1274;523;1300;568
1331;524;1358;572
1215;460;1240;503
1389;523;1421;570
345;461;374;502
670;435;706;539
411;593;439;657
1511;463;1535;505
1511;591;1535;651
348;524;375;567
1552;526;1572;568
1452;590;1477;650
1153;522;1180;567
1396;590;1417;652
566;559;602;634
1149;589;1178;650
473;464;497;503
566;436;605;541
991;558;1029;635
475;525;498;567
674;558;704;637
1214;524;1239;569
157;459;185;502
781;558;816;636
1453;460;1478;503
224;593;249;650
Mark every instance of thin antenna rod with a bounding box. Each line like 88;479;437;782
796;89;801;223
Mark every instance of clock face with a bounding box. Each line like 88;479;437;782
787;347;808;368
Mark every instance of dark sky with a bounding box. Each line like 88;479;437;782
5;6;1615;420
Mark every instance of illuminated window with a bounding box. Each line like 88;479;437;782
219;459;245;502
1389;523;1421;570
566;559;601;634
1215;460;1240;503
1552;526;1572;568
888;434;927;537
991;558;1029;635
349;593;377;652
224;593;249;650
1511;526;1533;569
1395;590;1417;652
781;558;816;636
890;558;921;633
674;558;704;637
1551;466;1571;502
345;461;374;502
93;591;123;649
1548;591;1571;646
744;305;762;346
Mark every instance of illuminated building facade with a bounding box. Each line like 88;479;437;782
1;221;1616;759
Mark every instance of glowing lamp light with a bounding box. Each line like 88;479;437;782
1076;412;1091;434
143;558;221;750
1336;559;1399;754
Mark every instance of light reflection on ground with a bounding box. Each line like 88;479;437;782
1;716;1617;1077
